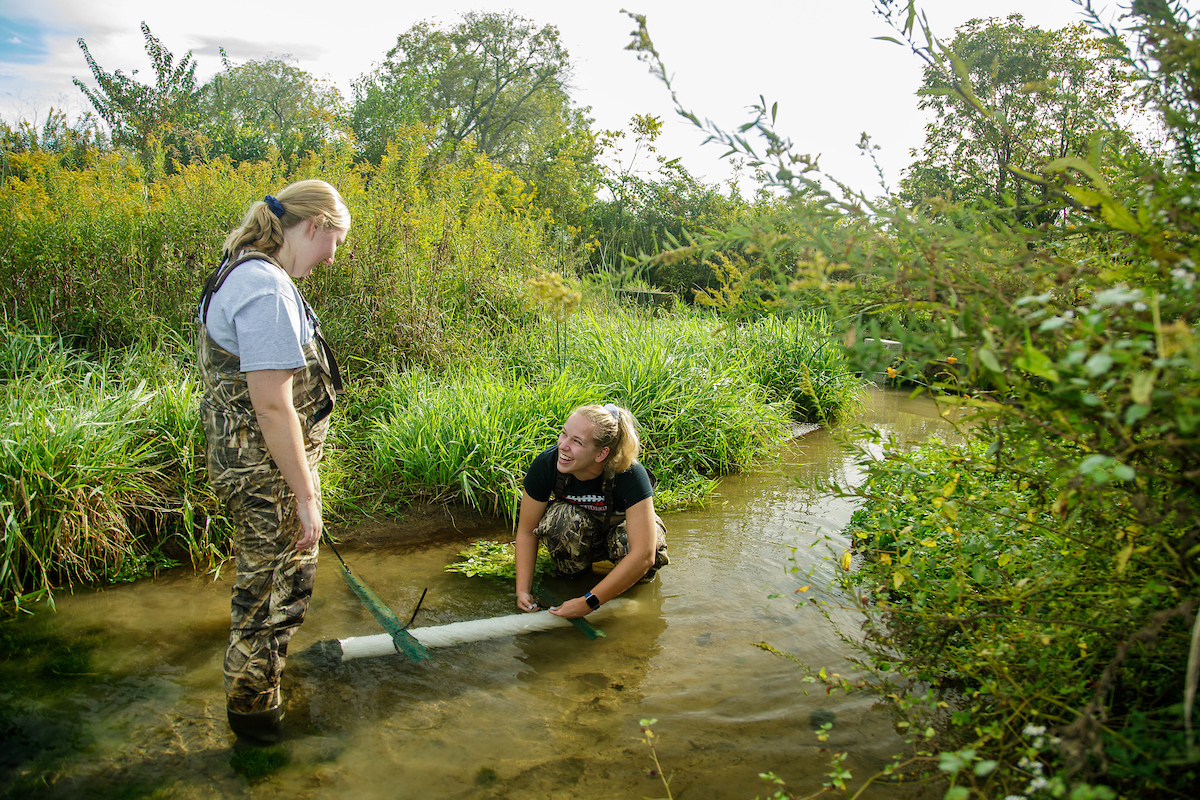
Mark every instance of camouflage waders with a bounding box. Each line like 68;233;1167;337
534;501;670;581
197;253;338;716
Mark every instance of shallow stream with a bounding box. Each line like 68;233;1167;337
1;387;955;799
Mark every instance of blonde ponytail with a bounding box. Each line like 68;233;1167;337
572;403;641;478
222;179;351;258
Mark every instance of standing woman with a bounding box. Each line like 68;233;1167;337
197;180;350;744
515;404;670;618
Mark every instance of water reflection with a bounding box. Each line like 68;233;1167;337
0;388;949;799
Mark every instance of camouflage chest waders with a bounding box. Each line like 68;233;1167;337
536;473;670;582
197;252;339;717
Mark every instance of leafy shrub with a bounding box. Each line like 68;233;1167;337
624;1;1200;796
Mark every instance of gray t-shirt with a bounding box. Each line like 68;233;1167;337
202;258;314;372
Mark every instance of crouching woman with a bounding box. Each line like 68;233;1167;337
515;404;670;618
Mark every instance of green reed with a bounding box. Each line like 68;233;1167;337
721;312;866;424
361;308;855;520
0;321;216;608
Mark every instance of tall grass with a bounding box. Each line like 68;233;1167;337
365;370;593;520
723;313;864;424
362;308;858;520
0;321;217;608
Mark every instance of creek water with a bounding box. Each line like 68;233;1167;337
1;387;956;799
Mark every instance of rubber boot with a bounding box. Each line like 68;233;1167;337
227;704;286;747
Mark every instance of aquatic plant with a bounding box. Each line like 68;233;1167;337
445;538;555;581
229;745;289;780
638;718;676;800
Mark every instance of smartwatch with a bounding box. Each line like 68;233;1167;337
584;591;601;610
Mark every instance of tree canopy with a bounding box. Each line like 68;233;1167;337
362;11;575;168
203;54;345;163
72;22;201;166
899;14;1141;219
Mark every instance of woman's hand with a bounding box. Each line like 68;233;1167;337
549;596;592;619
295;496;323;551
516;591;540;613
514;491;549;613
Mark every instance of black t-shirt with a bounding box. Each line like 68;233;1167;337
523;446;653;515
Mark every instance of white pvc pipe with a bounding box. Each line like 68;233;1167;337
337;598;631;661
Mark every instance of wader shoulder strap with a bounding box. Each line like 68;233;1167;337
198;250;281;324
553;471;618;531
198;250;343;394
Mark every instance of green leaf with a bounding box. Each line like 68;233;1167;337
974;759;998;776
1123;404;1150;426
1085;352;1114;377
1130;370;1156;405
1039;315;1071;331
1098;196;1144;233
944;786;970;800
948;51;974;97
1046;155;1109;193
1014;344;1060;382
1116;542;1134;574
978;347;1002;373
1065;186;1106;207
938;751;965;774
1113;463;1135;481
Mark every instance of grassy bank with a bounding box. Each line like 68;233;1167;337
0;321;219;608
0;304;863;608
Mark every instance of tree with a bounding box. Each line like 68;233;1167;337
519;104;602;229
584;114;746;291
899;14;1140;220
72;22;201;167
202;54;345;163
350;61;434;165
361;11;574;167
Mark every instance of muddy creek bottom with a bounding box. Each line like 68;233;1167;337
1;388;951;799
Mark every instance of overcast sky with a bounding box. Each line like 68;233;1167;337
1;1;1118;195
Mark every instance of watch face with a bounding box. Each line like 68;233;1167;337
585;592;600;609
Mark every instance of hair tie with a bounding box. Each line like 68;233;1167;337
264;195;285;218
604;403;621;425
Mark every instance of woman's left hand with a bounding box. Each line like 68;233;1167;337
549;596;592;619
